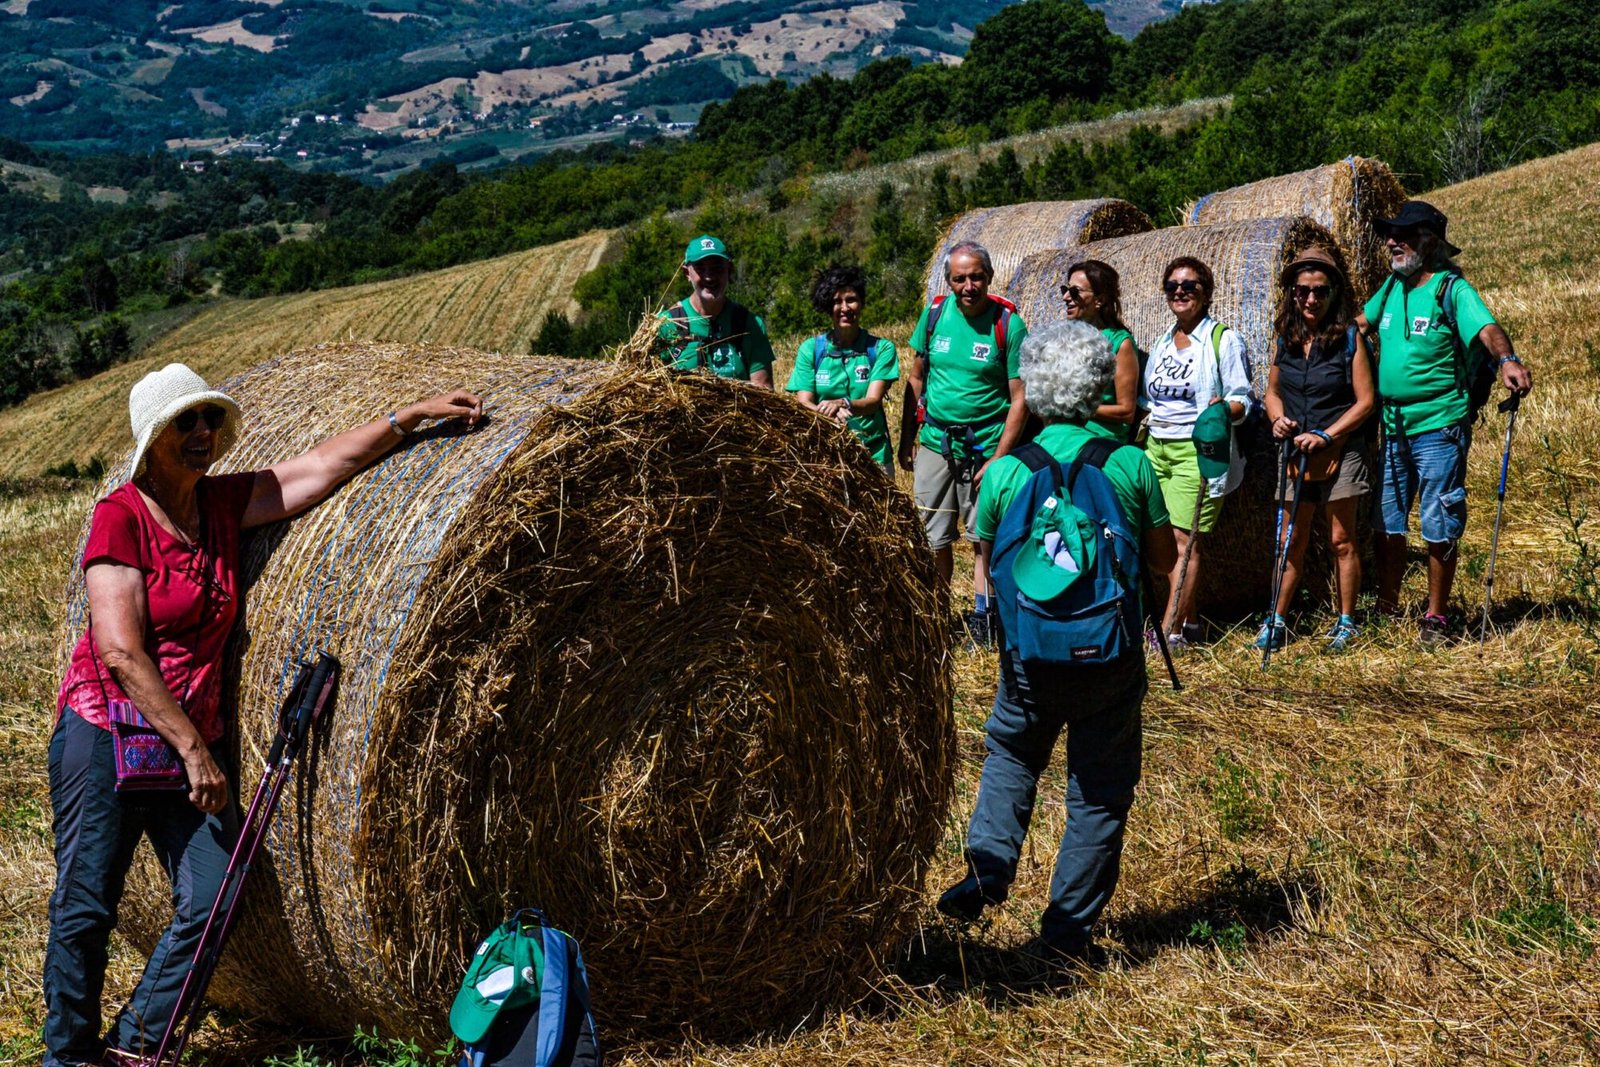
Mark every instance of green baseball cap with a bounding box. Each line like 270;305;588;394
1012;493;1098;603
684;233;729;264
448;918;545;1044
1192;402;1233;480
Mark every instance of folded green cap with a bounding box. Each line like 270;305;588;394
684;233;729;264
1192;402;1233;480
1012;493;1099;602
448;917;545;1045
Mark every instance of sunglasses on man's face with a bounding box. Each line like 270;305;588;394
173;405;227;433
1293;284;1334;301
1163;279;1203;297
1059;284;1094;302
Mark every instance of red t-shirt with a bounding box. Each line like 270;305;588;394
58;472;256;742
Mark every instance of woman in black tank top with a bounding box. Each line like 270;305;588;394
1257;246;1376;653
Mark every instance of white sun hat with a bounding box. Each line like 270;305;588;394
126;363;243;478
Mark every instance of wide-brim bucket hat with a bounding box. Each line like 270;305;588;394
1280;245;1349;290
127;363;242;478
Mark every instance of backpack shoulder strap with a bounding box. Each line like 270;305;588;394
1009;441;1055;474
667;301;691;333
1209;320;1228;361
1075;436;1119;471
534;924;572;1067
811;333;831;373
922;294;949;358
993;301;1011;358
730;302;749;356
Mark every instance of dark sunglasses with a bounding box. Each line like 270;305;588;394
1163;279;1203;297
1059;284;1094;302
1293;284;1335;300
173;405;227;433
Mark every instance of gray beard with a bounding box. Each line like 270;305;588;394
1392;251;1424;277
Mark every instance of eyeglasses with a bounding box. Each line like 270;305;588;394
1059;284;1094;302
1163;279;1203;297
1293;284;1334;300
173;405;227;433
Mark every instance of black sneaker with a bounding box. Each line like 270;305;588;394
1419;612;1450;648
937;872;1008;923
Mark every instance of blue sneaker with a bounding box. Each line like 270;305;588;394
1252;615;1287;651
1325;615;1360;651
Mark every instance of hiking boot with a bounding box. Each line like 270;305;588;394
937;872;1008;923
1325;615;1360;652
960;609;996;651
1252;614;1288;651
1020;934;1110;971
1419;612;1450;648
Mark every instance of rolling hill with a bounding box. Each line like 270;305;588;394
0;228;614;477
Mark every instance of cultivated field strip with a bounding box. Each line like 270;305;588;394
0;229;615;478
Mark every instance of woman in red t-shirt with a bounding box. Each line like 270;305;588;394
45;362;482;1067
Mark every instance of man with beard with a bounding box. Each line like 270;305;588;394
657;234;775;388
1356;201;1532;646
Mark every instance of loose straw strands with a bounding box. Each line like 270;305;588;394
923;199;1152;307
60;340;953;1047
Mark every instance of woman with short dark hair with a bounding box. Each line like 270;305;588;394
1140;256;1253;650
46;363;481;1067
786;264;899;471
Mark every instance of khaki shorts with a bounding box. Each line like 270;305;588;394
1284;444;1373;505
914;444;979;549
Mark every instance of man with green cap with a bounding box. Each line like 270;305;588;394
938;320;1175;965
657;233;775;388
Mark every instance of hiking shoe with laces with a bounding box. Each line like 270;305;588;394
937;872;1008;923
959;609;996;652
1325;615;1360;651
1419;612;1450;648
1252;615;1288;651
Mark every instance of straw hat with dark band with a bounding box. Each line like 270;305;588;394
126;363;243;478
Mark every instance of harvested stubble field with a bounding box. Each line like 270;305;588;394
0;229;614;480
2;145;1600;1064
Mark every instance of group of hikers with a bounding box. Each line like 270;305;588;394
657;201;1533;964
43;201;1532;1065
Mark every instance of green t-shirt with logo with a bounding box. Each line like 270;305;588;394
656;298;775;381
909;299;1027;459
972;422;1170;544
1087;325;1138;443
1363;272;1497;437
785;332;900;466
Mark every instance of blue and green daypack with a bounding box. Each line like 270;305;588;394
990;438;1141;666
450;909;601;1067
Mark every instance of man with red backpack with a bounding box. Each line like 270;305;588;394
899;240;1030;648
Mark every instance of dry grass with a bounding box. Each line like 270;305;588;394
3;143;1600;1065
0;230;615;480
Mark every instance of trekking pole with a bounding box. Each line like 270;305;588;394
1261;441;1291;671
1141;566;1181;691
147;651;340;1067
1168;478;1207;638
1263;450;1309;671
1479;393;1522;652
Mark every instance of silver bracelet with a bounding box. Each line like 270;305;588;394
388;411;407;437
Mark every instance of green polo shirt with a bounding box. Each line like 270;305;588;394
973;422;1169;544
785;331;900;466
1363;272;1497;436
909;298;1027;460
656;298;775;381
1087;325;1139;442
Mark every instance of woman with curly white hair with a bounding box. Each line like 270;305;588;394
937;320;1176;964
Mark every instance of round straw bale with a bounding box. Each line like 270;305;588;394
59;342;953;1045
1010;217;1351;614
923;199;1152;307
1183;157;1407;302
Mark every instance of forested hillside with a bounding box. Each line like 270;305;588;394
4;0;1599;409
